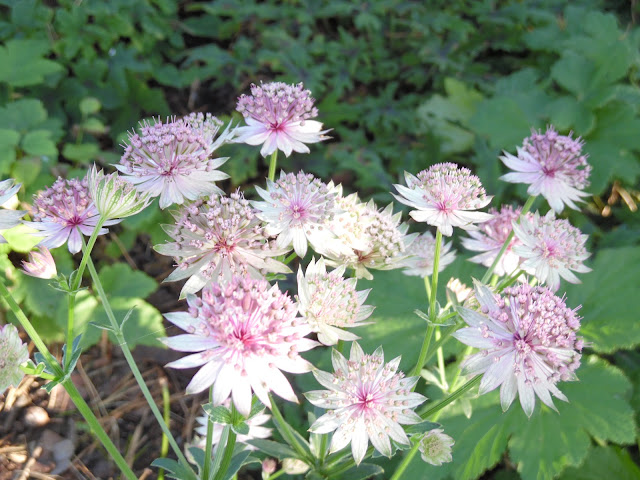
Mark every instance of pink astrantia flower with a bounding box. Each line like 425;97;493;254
419;429;454;466
25;177;119;254
461;205;531;277
317;188;416;279
306;343;426;465
393;163;493;236
117;113;234;209
400;231;456;277
296;257;374;345
161;275;318;416
235;82;330;157
0;179;25;243
155;191;291;297
500;126;591;213
453;282;583;417
0;324;29;393
22;247;57;279
253;171;338;257
512;210;591;292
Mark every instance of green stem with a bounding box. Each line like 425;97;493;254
283;252;298;265
203;386;215;480
389;439;420;480
481;195;536;284
336;339;345;354
158;378;171;480
435;328;447;388
268;151;278;182
324;448;373;476
213;426;237;480
84;249;194;473
269;394;309;461
266;469;286;480
419;376;481;419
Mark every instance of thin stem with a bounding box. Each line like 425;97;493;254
84;249;193;472
283;252;297;265
269;394;309;461
336;339;345;354
389;439;420;480
203;386;215;480
324;447;374;476
266;469;286;480
419;376;481;419
481;195;536;283
213;425;237;480
158;378;171;480
435;328;447;389
65;295;74;370
268;151;278;182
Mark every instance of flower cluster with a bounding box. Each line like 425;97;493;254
162;275;317;416
26;177;119;254
400;231;456;277
306;343;426;465
156;191;290;297
0;324;29;394
0;178;24;243
253;171;338;257
512;210;591;292
235;82;329;157
296;257;374;345
500;126;591;213
454;282;583;417
117;113;234;209
394;163;493;236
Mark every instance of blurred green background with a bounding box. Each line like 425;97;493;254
1;1;640;479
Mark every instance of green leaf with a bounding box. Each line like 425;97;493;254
220;450;252;480
231;421;250;436
562;246;640;353
0;99;47;132
202;403;232;424
151;458;197;480
0;39;62;87
0;128;20;174
62;143;100;164
21;129;57;158
245;439;298;460
79;97;101;116
98;263;157;299
334;463;384;480
558;446;640;480
469;97;531;149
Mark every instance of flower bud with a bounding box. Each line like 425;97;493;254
87;165;151;220
22;247;57;280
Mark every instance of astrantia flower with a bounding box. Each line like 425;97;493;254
22;247;57;279
0;324;29;393
161;275;317;416
419;429;454;466
117;113;234;209
393;163;493;236
296;257;374;345
87;165;151;220
155;191;290;297
400;231;456;277
306;343;426;465
25;177;120;254
235;82;330;157
512;210;590;292
0;178;25;243
446;278;472;305
253;171;338;257
453;282;583;417
318;190;416;279
461;205;530;276
500;126;591;213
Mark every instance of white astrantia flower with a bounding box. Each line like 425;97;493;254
306;343;426;465
512;210;590;292
22;247;57;280
393;163;493;236
296;257;374;345
419;429;454;466
161;275;318;417
253;171;338;257
0;179;25;243
235;82;330;157
399;231;456;277
0;324;29;393
453;282;583;417
87;165;151;220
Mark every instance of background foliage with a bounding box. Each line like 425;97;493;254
1;1;639;479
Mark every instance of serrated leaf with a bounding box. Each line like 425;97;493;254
62;142;100;163
558;445;640;480
469;97;532;149
0;99;47;132
563;246;640;353
21;129;57;158
202;404;232;424
79;97;101;116
0;39;62;87
246;439;298;460
98;263;157;299
231;421;250;436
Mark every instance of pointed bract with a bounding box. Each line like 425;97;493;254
0;324;29;393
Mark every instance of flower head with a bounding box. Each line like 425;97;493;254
394;163;493;236
461;205;530;276
0;179;25;243
453;282;583;417
254;171;338;257
161;275;317;416
155;191;290;297
25;177;119;254
419;429;454;466
306;342;426;465
512;210;590;292
446;278;472;305
235;82;329;157
400;231;456;277
117;113;234;209
500;126;591;213
296;258;374;345
22;247;57;279
0;324;29;393
317;189;415;279
88;165;151;220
